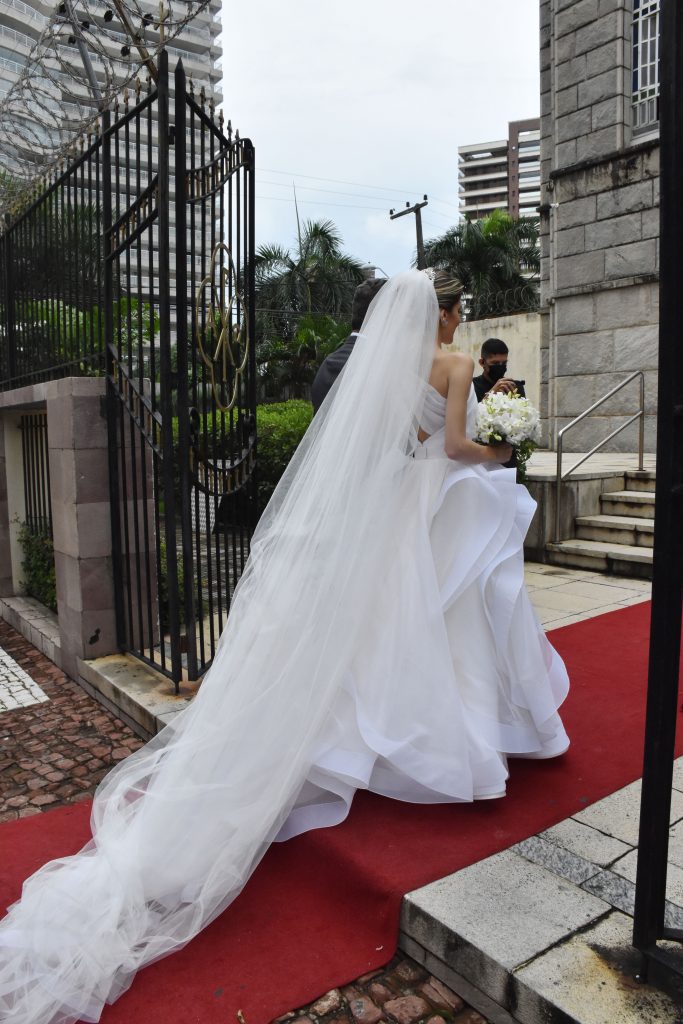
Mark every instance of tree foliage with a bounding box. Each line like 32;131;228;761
255;218;364;337
253;219;362;398
423;210;540;320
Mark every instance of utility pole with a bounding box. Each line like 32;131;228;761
389;195;428;269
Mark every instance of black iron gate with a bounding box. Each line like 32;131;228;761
105;52;256;688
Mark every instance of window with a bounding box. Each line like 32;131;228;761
632;0;660;132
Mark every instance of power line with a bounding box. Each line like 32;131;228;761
260;179;410;204
260;166;458;207
256;194;388;212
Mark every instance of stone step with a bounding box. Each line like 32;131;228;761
400;771;683;1024
575;513;654;549
545;539;653;580
625;470;657;493
600;490;655;519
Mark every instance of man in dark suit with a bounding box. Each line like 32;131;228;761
311;277;387;413
472;337;526;402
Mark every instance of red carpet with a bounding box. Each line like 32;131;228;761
2;600;681;1024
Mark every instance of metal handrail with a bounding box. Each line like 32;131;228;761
554;370;645;544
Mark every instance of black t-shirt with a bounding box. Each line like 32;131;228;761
472;374;526;402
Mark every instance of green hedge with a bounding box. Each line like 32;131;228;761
170;399;314;513
256;400;313;509
18;524;57;612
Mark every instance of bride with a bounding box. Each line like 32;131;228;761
0;269;568;1024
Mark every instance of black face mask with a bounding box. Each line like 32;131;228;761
486;362;507;382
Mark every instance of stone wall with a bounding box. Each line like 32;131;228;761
0;379;119;680
446;311;542;411
540;0;659;452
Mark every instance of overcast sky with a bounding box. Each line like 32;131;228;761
218;0;541;276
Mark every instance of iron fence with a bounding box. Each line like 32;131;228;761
0;51;257;689
19;412;52;537
104;52;256;688
0;135;105;390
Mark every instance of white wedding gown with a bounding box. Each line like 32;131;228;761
279;383;568;839
0;272;568;1024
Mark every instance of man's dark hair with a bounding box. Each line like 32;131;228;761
351;277;387;331
481;337;509;358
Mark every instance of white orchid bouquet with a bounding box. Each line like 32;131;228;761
474;391;542;480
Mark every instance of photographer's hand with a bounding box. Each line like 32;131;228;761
490;378;518;395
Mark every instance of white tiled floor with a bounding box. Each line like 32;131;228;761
0;648;49;713
525;562;650;629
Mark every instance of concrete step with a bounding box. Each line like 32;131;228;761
575;513;654;549
625;470;657;493
400;772;683;1024
546;539;653;579
600;489;655;519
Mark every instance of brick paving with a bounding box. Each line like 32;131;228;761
277;953;490;1024
0;619;144;822
0;619;488;1022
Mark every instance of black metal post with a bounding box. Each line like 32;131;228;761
246;138;257;532
3;215;17;385
174;60;198;681
633;0;683;976
157;50;183;687
103;109;126;653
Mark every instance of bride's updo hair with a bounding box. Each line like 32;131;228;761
432;270;464;311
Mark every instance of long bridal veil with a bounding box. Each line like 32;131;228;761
0;270;439;1024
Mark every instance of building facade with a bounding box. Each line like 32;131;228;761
539;0;660;452
0;0;222;111
458;118;541;221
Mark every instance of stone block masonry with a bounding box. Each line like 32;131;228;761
0;378;120;682
539;0;660;452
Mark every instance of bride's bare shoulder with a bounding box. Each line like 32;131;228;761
437;350;474;378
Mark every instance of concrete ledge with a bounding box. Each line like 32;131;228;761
0;593;203;741
77;654;201;740
0;596;62;668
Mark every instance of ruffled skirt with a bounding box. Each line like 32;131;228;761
278;445;569;840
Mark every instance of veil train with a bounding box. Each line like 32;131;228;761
0;270;441;1024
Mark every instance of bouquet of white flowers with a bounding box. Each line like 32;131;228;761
474;390;542;479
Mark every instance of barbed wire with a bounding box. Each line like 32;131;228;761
461;281;540;321
0;0;216;217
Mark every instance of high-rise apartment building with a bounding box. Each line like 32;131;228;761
458;118;541;221
0;0;222;155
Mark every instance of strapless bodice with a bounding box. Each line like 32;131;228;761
418;383;478;440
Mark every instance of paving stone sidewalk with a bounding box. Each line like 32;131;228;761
277;953;490;1024
0;619;144;822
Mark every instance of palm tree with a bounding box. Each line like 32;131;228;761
423;210;540;320
255;219;364;341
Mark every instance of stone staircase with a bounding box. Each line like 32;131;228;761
546;470;655;579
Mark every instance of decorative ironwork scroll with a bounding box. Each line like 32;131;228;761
195;241;249;413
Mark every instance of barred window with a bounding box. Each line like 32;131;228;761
632;0;660;133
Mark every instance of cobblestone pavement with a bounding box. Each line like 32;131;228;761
276;953;489;1024
0;620;144;822
0;620;487;1022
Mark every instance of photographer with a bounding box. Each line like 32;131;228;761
472;337;526;401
